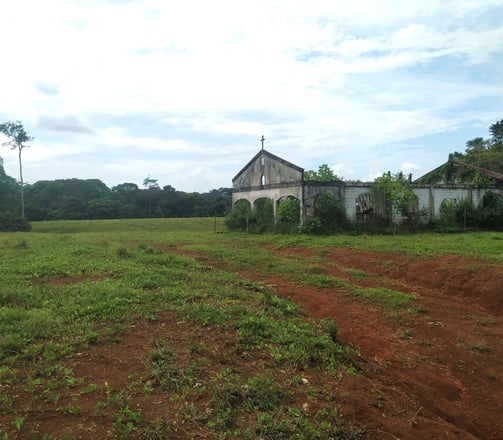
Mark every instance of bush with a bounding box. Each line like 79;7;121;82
226;199;275;233
0;212;31;231
478;191;503;230
225;200;252;231
276;198;300;233
313;193;347;233
301;217;322;234
252;198;274;233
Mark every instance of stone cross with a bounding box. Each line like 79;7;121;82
261;135;265;150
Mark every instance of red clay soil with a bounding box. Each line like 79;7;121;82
240;247;503;440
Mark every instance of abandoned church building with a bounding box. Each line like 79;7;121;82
232;147;503;225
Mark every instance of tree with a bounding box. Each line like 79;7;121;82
489;119;503;146
304;164;341;181
373;172;418;229
0;121;33;217
142;177;160;216
24;178;111;220
465;137;488;154
0;157;18;212
478;191;503;230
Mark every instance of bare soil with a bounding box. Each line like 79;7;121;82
2;247;502;439
255;247;503;440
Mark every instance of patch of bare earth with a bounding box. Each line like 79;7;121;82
2;310;241;439
236;247;502;440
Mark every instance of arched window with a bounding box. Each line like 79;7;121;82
355;192;375;222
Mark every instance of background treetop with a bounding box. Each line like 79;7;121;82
0;120;34;149
304;164;342;182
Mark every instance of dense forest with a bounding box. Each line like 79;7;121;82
0;161;231;222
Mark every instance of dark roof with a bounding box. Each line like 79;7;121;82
414;159;503;184
232;149;304;182
452;159;503;181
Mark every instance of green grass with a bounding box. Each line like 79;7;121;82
243;230;503;262
5;219;488;361
0;218;365;438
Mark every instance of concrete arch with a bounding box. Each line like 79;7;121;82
232;185;304;224
277;194;301;203
253;197;274;208
233;197;252;208
277;194;301;214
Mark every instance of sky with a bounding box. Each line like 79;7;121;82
1;0;502;193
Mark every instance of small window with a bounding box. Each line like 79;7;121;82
261;175;266;186
260;157;265;166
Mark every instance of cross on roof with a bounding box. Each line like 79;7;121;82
261;135;265;150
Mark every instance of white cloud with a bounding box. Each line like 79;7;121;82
402;162;420;172
0;0;502;192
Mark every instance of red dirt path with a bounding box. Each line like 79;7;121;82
236;247;503;439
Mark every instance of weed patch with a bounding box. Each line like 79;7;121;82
350;287;415;309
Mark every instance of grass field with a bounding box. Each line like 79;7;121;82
1;219;501;439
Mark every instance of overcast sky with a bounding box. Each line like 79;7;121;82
1;0;502;192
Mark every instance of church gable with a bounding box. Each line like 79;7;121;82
232;149;304;191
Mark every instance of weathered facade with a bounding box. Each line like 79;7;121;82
232;149;305;222
232;149;503;224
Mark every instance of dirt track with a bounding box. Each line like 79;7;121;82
239;247;503;439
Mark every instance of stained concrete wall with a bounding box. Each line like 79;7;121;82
342;184;375;222
303;181;345;218
232;150;303;190
343;183;503;223
234;181;503;224
412;184;502;222
232;151;503;224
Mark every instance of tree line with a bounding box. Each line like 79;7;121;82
0;158;231;227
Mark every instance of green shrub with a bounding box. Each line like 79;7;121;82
0;212;31;231
276;197;301;233
302;217;322;234
251;198;275;233
225;199;252;231
478;191;503;229
313;193;347;234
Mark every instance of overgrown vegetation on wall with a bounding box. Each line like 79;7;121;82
226;194;348;235
415;119;503;185
437;191;503;231
227;185;503;235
